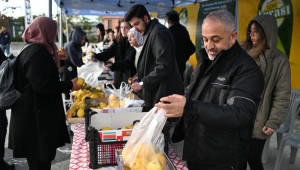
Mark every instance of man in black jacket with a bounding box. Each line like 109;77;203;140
125;4;183;112
166;10;195;78
0;27;11;57
0;49;15;169
156;10;265;170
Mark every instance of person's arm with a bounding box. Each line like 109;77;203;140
110;46;135;71
183;63;265;132
25;48;73;94
66;43;84;67
94;42;117;62
265;56;291;130
141;30;174;89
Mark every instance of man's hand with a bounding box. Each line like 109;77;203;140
155;94;186;118
262;126;275;135
104;63;112;72
131;82;143;92
71;78;82;91
58;48;68;60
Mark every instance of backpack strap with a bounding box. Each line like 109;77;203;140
16;43;37;92
17;43;37;56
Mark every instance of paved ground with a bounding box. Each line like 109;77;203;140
4;42;300;170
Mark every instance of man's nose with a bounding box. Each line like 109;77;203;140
206;41;214;50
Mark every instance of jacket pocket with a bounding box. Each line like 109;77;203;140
210;82;230;104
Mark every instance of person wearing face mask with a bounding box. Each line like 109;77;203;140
155;10;265;170
94;20;136;88
241;15;291;170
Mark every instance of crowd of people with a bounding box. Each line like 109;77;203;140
0;4;292;170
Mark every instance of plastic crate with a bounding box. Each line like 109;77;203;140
88;126;126;168
84;99;171;169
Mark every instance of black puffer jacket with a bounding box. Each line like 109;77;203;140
181;41;264;166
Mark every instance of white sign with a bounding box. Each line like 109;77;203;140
24;0;33;28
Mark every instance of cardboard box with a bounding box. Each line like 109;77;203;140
66;97;143;124
90;112;147;142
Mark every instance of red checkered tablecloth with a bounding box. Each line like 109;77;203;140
69;123;188;170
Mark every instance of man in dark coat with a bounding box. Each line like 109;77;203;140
0;27;11;56
156;10;265;169
166;10;195;78
125;4;183;112
0;49;15;169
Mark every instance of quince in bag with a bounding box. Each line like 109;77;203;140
122;107;168;170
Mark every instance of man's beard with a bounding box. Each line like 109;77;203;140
139;19;148;35
206;39;232;61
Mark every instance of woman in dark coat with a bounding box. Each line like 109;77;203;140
8;17;81;170
94;20;136;88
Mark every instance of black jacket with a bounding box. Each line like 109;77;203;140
95;38;136;88
0;31;11;45
137;19;183;111
180;41;264;166
60;27;86;81
0;48;6;64
9;44;72;161
169;23;195;77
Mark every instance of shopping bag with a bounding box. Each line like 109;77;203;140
122;107;168;170
77;59;104;88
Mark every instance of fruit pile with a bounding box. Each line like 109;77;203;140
67;78;108;118
99;120;140;131
108;93;136;108
122;143;167;170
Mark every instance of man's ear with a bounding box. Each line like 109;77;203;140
231;31;238;45
144;15;150;24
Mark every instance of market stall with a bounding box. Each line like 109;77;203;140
69;123;188;170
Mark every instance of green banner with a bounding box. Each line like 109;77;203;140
257;0;293;57
196;0;236;61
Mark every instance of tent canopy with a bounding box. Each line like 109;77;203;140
54;0;209;16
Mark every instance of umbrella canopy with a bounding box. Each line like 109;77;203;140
54;0;210;16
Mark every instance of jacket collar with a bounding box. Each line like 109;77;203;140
144;18;158;36
200;40;240;62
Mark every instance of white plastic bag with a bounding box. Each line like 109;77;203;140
122;107;168;170
122;98;144;107
77;60;104;88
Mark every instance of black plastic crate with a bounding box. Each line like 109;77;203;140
84;99;171;169
88;126;126;169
